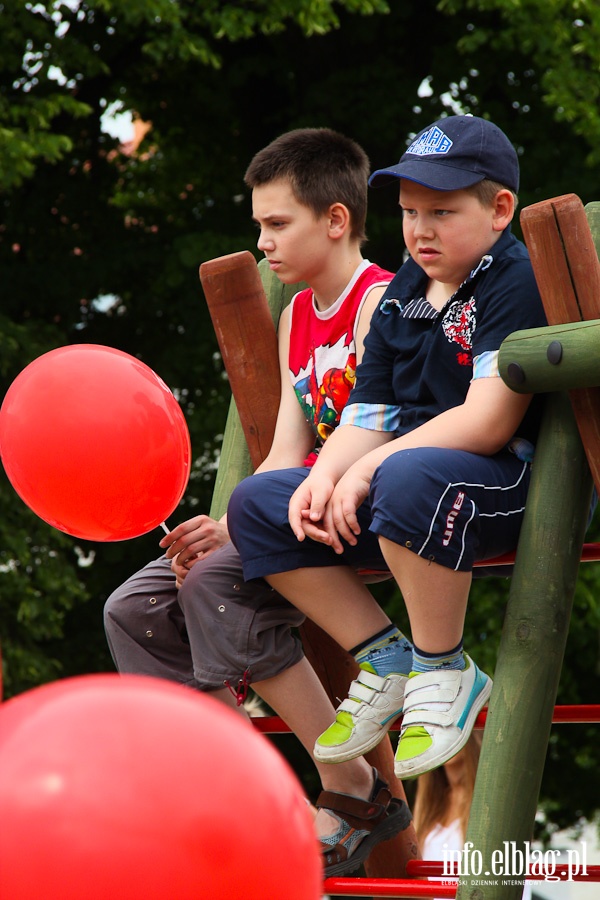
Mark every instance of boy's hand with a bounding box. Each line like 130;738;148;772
289;470;368;555
327;467;372;551
159;515;230;584
288;475;336;544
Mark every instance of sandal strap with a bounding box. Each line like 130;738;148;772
322;839;353;869
316;769;392;832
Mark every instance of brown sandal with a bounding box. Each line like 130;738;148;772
318;767;412;877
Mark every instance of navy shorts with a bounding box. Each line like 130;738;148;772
227;448;532;579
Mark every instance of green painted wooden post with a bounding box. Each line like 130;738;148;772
209;402;253;521
456;196;600;899
585;201;600;258
456;392;593;900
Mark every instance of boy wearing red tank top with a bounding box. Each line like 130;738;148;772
104;128;412;875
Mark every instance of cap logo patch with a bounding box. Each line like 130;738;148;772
407;125;452;157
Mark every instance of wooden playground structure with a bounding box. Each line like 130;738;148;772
200;194;600;899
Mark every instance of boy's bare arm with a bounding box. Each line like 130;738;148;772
355;285;387;362
163;307;313;582
255;305;315;474
278;284;389;543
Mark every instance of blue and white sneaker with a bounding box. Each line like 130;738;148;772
394;654;491;779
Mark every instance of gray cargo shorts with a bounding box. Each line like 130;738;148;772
179;541;306;693
104;541;305;695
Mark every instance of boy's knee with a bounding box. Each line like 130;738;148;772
228;473;278;525
103;589;155;642
227;468;308;545
103;587;131;631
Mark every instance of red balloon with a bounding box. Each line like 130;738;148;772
0;675;322;900
0;345;191;541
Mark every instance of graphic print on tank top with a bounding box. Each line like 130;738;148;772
288;262;393;448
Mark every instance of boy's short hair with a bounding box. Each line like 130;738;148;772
245;128;369;243
465;179;519;211
369;115;519;195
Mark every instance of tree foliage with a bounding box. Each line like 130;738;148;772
441;0;600;159
1;0;600;833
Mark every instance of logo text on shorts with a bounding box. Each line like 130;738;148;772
443;491;465;546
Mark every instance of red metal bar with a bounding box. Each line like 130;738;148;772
472;541;600;567
407;861;600;882
251;705;600;734
355;542;600;581
541;704;600;723
323;878;456;898
324;865;600;898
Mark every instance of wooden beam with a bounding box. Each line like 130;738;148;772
499;319;600;393
521;194;600;494
200;251;281;470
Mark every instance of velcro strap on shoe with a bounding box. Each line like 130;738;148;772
322;842;350;868
401;707;456;728
337;696;367;715
404;670;461;708
349;669;386;695
357;669;387;689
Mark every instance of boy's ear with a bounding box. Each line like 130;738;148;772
328;202;351;239
492;189;515;231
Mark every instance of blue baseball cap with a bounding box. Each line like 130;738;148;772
369;115;519;193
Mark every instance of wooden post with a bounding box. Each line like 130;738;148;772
200;253;418;877
456;195;600;899
200;252;281;472
585;201;600;258
521;194;600;494
456;393;593;900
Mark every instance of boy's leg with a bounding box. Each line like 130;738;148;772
103;555;197;685
177;542;383;768
228;468;403;648
263;567;413;762
252;657;412;874
178;542;409;726
177;542;411;873
268;566;391;649
228;470;414;762
380;542;471;652
252;657;374;817
370;446;531;778
378;540;489;777
227;449;531;776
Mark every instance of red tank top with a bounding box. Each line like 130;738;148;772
288;260;393;463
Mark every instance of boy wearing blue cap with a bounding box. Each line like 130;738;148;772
227;115;548;779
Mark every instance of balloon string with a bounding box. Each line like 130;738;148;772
160;521;170;535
